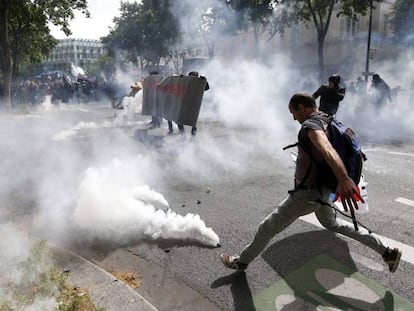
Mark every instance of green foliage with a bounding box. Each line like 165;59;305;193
7;1;58;77
102;2;142;64
103;0;180;70
85;55;119;81
0;239;56;309
0;239;102;311
35;0;89;36
0;0;89;106
224;0;274;32
1;0;89;66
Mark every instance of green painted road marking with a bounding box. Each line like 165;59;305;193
253;255;413;311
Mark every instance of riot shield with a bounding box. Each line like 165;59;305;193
156;76;207;127
142;75;163;116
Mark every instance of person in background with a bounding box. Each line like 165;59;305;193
148;71;162;129
220;93;402;274
370;73;392;107
167;119;180;135
129;80;143;97
355;76;367;94
312;74;345;116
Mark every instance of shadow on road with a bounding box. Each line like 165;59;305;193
211;271;256;311
260;230;395;310
262;230;357;277
133;128;165;149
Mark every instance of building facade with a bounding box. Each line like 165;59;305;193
215;1;398;81
272;0;397;79
44;38;105;74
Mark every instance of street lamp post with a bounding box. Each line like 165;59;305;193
364;0;374;82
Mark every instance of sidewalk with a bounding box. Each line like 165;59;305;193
51;245;159;311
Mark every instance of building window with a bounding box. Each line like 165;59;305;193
340;17;360;40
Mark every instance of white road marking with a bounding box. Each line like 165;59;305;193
395;197;414;207
300;213;414;266
386;151;414;158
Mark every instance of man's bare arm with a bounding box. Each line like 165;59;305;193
307;129;360;200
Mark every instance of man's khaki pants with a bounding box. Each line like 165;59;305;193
239;186;388;265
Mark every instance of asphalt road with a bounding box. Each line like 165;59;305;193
2;102;413;310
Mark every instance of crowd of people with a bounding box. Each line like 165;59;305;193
310;72;401;117
346;73;394;107
6;71;113;106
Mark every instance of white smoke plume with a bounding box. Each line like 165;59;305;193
0;98;221;253
71;159;220;247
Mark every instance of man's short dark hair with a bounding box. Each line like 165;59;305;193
329;74;341;87
188;71;199;77
289;93;316;110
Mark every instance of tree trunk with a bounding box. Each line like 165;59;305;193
0;1;13;108
253;24;260;59
317;35;324;80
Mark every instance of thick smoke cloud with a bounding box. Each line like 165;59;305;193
1;4;414;308
170;0;414;146
71;158;219;247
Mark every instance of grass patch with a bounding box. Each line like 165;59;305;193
0;240;103;311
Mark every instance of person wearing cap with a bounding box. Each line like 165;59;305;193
312;74;346;116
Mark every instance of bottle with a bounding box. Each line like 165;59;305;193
356;174;369;214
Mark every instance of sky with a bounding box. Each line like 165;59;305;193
50;0;135;40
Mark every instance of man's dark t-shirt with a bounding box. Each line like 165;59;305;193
295;112;329;188
313;85;345;116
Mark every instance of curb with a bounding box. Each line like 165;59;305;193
50;245;159;311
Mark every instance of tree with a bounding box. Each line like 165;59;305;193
103;0;180;72
102;2;142;67
271;0;371;78
198;5;230;59
85;55;118;81
0;0;89;108
390;0;414;45
225;0;275;56
169;0;235;62
8;3;58;78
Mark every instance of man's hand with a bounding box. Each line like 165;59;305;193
334;177;364;211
